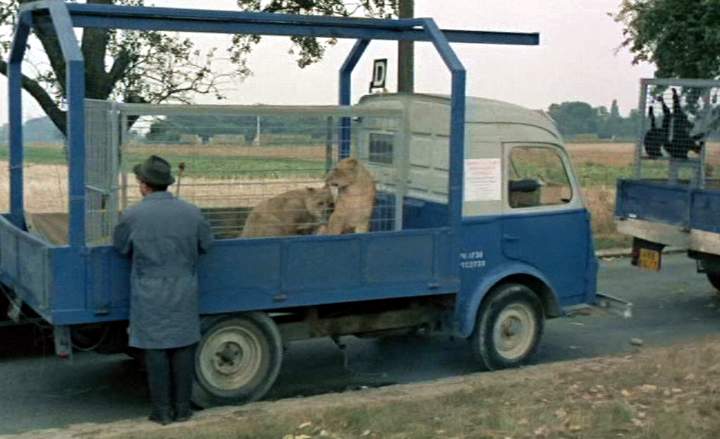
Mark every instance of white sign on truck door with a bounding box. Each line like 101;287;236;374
464;158;502;202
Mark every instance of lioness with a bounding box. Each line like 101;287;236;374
322;158;376;234
241;187;334;238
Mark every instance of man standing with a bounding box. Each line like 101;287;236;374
113;155;213;425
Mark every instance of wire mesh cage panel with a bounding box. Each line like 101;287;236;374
22;100;121;246
85;100;121;245
116;104;405;239
637;79;720;187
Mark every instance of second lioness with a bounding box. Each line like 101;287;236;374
322;158;377;234
241;187;334;237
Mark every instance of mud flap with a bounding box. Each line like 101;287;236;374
53;326;73;360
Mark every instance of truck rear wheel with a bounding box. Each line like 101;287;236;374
471;283;544;370
192;312;283;408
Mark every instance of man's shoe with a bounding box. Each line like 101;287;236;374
148;409;173;426
174;407;193;423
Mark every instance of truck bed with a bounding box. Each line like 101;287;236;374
0;208;459;326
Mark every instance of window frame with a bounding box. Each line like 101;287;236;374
367;132;396;166
504;142;582;213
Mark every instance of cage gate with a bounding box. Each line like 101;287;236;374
85;100;121;245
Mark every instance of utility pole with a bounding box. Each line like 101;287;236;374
398;0;414;93
253;115;261;146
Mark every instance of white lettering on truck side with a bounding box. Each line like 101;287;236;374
460;250;486;270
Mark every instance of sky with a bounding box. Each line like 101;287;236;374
0;0;656;122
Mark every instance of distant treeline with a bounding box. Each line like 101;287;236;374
147;102;645;144
547;100;641;141
4;99;699;145
149;100;651;144
0;117;64;143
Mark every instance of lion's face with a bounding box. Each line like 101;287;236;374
325;158;359;191
304;186;334;220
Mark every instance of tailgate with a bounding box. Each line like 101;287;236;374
615;179;690;227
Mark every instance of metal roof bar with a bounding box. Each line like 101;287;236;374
642;78;720;88
22;2;539;46
118;101;403;118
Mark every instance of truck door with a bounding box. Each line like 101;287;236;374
502;143;593;305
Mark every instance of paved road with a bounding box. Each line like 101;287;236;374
1;254;719;436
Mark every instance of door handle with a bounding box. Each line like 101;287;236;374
503;234;519;242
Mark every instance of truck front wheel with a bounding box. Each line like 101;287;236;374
471;283;544;371
192;312;283;408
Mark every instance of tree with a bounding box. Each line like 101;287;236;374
548;102;599;136
615;0;720;79
548;100;641;140
599;100;623;139
0;0;399;136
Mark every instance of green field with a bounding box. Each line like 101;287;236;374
0;142;646;249
0;144;326;179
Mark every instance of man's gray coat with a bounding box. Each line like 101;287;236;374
113;192;213;349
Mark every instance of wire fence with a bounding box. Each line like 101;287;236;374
118;106;403;240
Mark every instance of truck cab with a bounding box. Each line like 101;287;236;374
356;93;597;327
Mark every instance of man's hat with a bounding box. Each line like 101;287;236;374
133;155;175;186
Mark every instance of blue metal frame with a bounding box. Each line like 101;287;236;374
7;0;539;325
11;0;538;243
7;9;30;229
63;3;539;45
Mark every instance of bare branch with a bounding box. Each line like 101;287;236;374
0;59;66;135
107;49;132;85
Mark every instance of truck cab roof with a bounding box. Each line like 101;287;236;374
358;93;562;143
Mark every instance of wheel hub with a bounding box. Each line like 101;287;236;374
198;325;265;391
213;342;244;375
493;303;536;361
501;318;521;338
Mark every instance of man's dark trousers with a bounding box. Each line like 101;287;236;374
145;344;196;422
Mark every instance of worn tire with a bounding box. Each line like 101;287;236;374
471;283;544;371
192;312;283;408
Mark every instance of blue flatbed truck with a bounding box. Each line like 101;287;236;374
1;1;621;407
615;78;720;290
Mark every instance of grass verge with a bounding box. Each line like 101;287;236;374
67;337;720;439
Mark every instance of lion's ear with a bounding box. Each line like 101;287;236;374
344;158;358;168
306;187;316;193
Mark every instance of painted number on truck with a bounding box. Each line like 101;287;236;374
460;250;486;270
